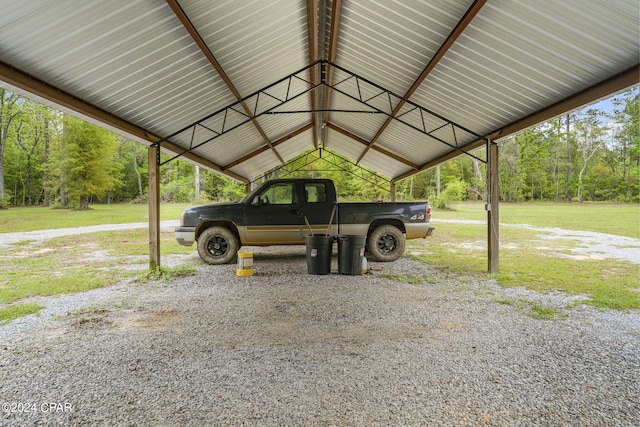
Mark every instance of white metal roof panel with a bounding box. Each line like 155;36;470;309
272;130;315;166
376;120;456;167
0;0;637;183
257;96;313;142
190;125;265;168
357;144;411;180
410;0;640;136
182;0;310;97
0;0;237;139
335;0;475;96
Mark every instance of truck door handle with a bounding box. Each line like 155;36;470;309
289;209;300;215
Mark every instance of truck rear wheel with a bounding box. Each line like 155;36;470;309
197;226;239;265
367;224;405;262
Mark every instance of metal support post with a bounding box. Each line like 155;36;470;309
487;141;499;273
149;145;161;271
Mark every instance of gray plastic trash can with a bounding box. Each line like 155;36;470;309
305;235;334;275
337;234;366;275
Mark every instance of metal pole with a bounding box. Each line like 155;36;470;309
487;140;499;273
148;145;161;271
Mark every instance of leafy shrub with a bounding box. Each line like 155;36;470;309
432;179;467;210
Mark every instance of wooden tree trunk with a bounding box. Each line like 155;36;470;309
43;117;50;206
80;195;90;209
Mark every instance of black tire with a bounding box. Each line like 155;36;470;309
367;224;405;262
197;226;239;265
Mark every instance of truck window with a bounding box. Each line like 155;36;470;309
304;182;327;203
259;182;297;205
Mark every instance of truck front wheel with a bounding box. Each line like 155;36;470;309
197;226;239;265
367;225;405;262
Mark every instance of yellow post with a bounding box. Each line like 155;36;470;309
236;251;254;276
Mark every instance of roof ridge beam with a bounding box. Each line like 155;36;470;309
356;0;487;164
307;0;320;148
321;0;343;148
166;0;284;165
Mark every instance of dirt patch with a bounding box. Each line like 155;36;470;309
117;308;180;332
62;307;181;334
68;308;113;329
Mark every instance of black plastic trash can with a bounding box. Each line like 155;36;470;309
337;234;366;275
305;235;334;275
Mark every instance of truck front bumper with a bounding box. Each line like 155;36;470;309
175;226;196;246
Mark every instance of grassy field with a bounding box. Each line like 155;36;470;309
0;202;639;323
406;202;639;311
0;227;196;323
0;203;196;323
0;203;192;232
433;202;640;239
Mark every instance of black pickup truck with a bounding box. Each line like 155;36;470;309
176;178;434;264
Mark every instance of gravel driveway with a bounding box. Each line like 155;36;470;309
1;223;639;425
1;242;639;426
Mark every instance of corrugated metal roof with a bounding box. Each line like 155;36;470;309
181;0;310;96
0;0;637;183
336;0;475;96
410;0;640;136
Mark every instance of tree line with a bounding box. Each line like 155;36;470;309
0;87;637;209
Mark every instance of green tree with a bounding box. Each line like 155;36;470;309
12;101;54;205
0;89;22;207
498;136;524;202
574;109;606;201
113;138;147;203
612;89;640;201
50;116;120;209
3;100;59;207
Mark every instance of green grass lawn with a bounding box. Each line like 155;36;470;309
0;203;192;232
0;202;197;323
408;201;640;311
434;202;640;239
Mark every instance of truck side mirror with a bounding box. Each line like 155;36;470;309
251;195;261;206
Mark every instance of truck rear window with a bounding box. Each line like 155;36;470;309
304;183;328;203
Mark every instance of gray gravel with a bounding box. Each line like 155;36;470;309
1;246;639;426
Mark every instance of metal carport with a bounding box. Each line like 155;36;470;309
0;0;638;272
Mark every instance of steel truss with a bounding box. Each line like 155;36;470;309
254;147;390;192
155;60;489;168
